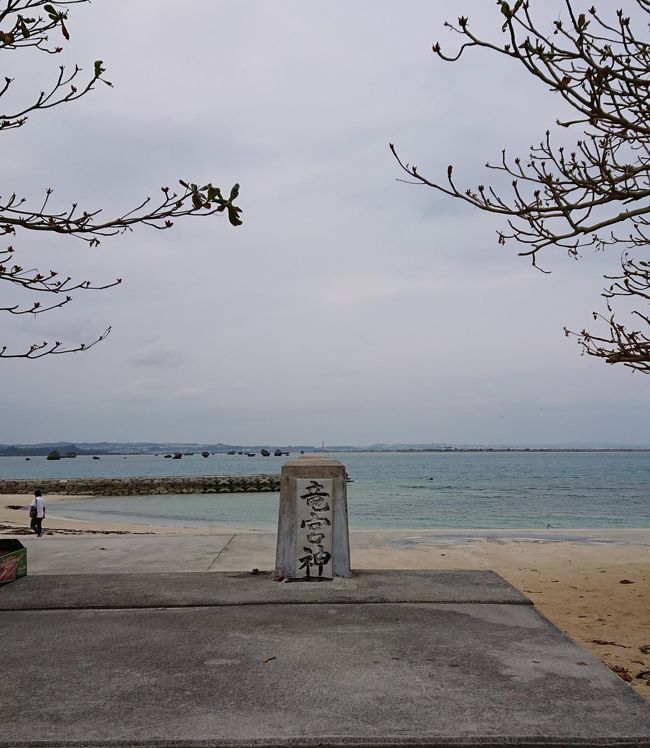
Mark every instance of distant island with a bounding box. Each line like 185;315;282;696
1;441;650;457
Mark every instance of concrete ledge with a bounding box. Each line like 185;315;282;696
0;570;531;610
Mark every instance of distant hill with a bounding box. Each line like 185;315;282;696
1;440;650;457
0;443;94;457
0;442;326;457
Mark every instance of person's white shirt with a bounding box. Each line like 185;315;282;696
30;496;46;519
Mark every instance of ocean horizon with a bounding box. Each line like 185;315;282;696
2;450;649;531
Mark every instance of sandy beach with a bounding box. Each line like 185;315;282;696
2;494;649;700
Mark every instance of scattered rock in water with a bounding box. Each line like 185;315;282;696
46;450;61;461
274;449;283;457
201;451;209;458
260;449;270;457
172;453;182;459
92;456;100;460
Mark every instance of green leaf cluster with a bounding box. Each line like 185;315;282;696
179;181;243;226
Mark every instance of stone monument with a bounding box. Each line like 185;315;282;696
275;455;351;580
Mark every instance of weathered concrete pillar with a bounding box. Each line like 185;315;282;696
275;455;350;580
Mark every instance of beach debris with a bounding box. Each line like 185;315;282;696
251;568;260;575
636;670;650;681
273;575;285;582
591;639;630;648
640;644;650;654
262;656;276;664
609;665;633;682
0;524;153;536
618;579;635;584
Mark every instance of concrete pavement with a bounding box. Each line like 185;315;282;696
2;534;650;746
13;532;276;574
12;527;650;576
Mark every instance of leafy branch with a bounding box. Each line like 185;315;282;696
0;0;242;359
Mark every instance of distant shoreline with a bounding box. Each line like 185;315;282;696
349;447;650;453
2;447;650;457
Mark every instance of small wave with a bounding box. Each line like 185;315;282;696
399;484;456;490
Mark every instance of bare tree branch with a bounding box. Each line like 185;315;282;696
392;0;650;372
0;326;112;359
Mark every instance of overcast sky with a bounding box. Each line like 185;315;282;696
1;0;648;446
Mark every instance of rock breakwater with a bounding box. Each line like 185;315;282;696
0;474;281;496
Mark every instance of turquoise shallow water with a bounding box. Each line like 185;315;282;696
2;451;649;530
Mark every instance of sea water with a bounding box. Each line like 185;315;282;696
1;451;649;530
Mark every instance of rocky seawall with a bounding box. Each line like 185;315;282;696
0;475;281;496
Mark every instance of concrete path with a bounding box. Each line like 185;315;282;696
15;532;276;573
1;570;650;747
13;527;650;575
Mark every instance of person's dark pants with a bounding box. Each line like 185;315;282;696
30;517;42;536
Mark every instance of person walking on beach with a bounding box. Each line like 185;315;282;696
29;489;46;537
